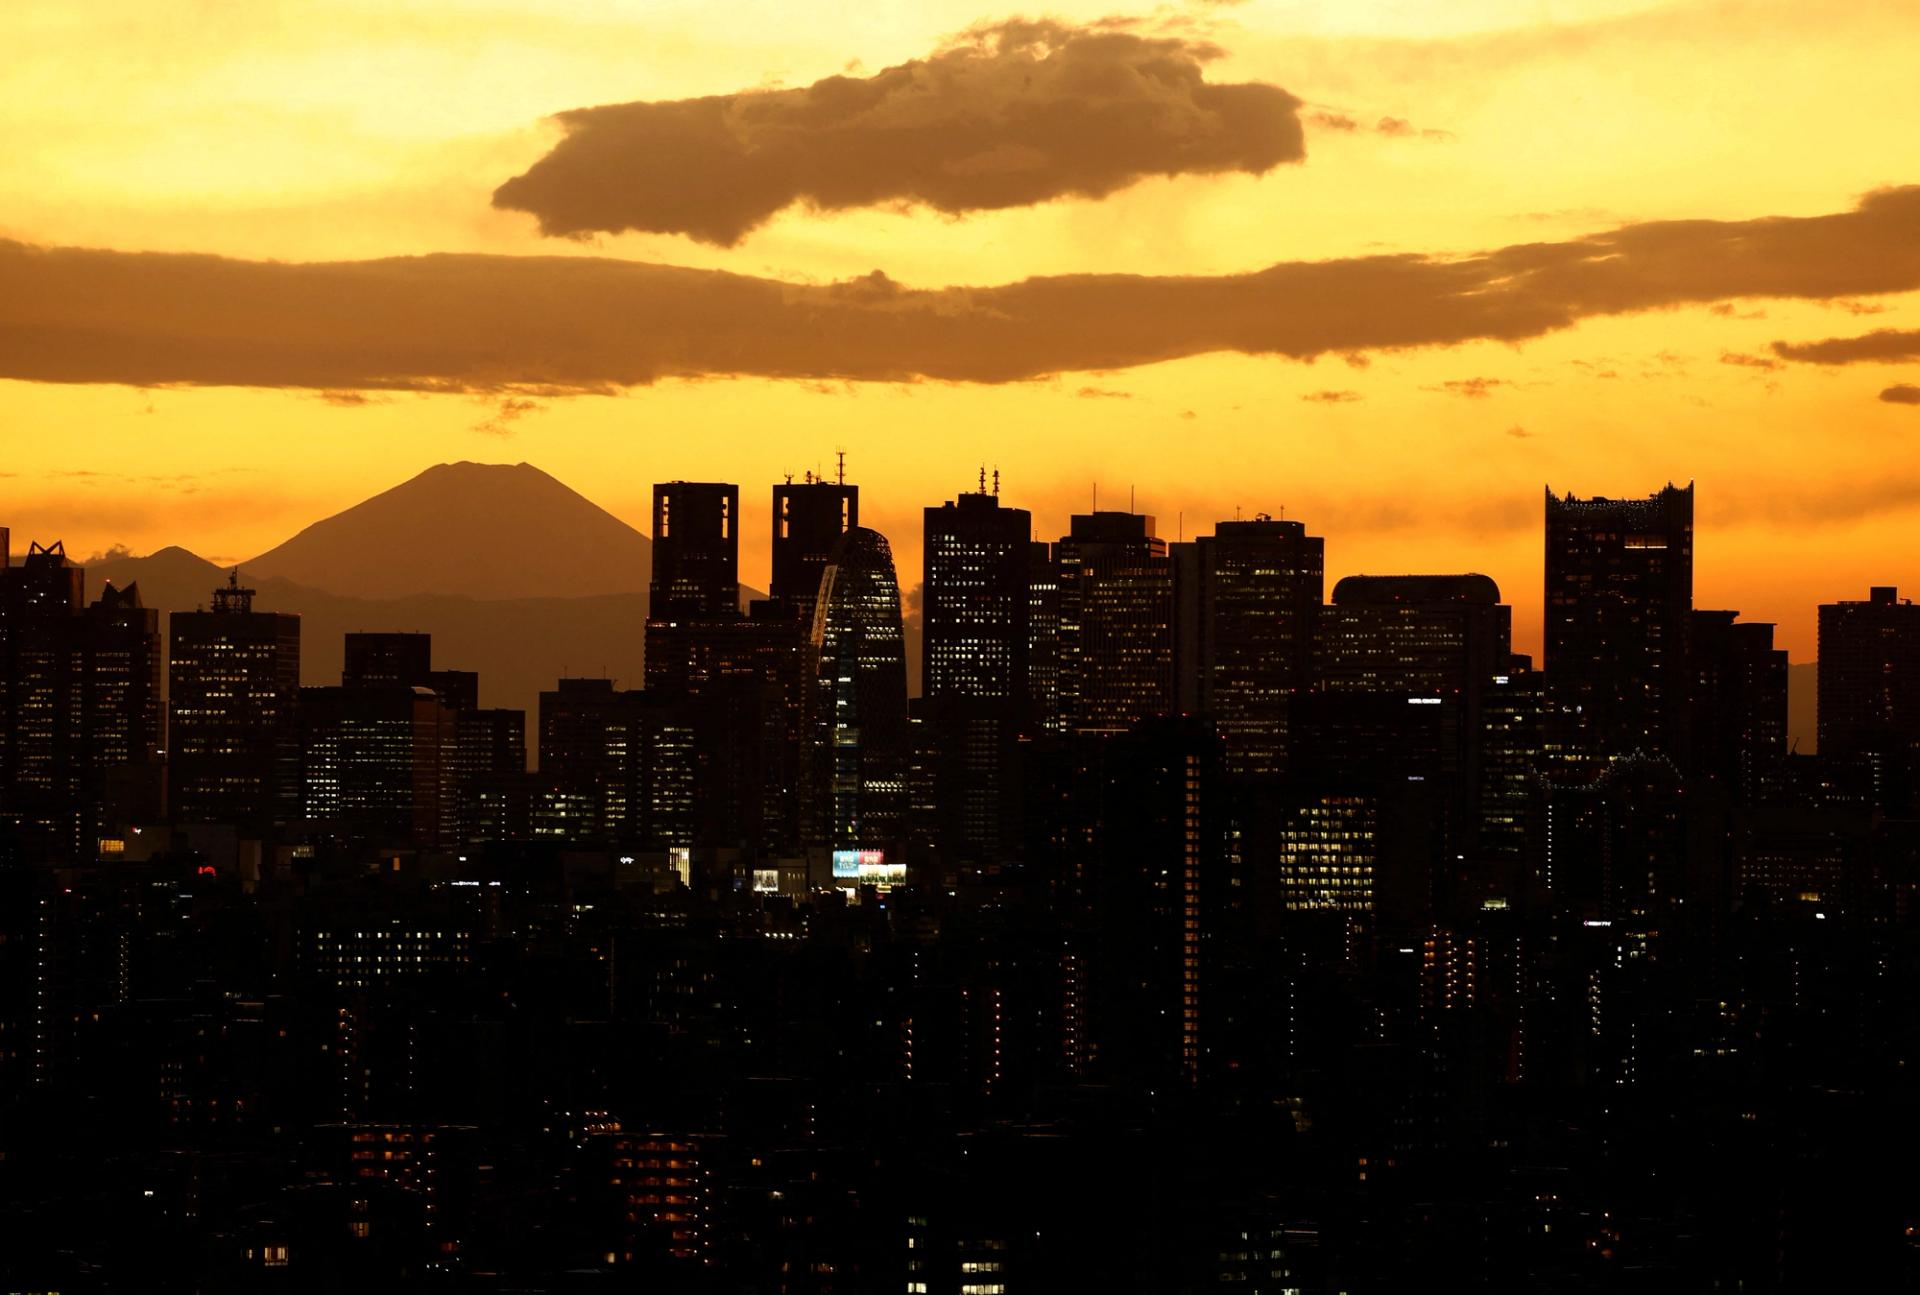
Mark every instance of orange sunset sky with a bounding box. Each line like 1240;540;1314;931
4;0;1919;662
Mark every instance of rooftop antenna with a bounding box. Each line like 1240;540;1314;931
1178;511;1183;543
1093;482;1098;511
979;464;987;494
992;467;1000;497
1130;485;1135;515
785;471;793;485
836;449;846;486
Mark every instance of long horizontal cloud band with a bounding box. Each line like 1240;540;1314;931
494;20;1307;245
1773;328;1920;363
2;186;1917;393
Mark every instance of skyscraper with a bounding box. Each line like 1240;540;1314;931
0;542;83;834
923;489;1032;708
1058;512;1172;734
770;475;858;623
171;572;303;826
1817;586;1920;754
1315;573;1509;798
648;481;740;624
919;486;1034;869
1544;484;1694;767
1688;610;1787;806
809;526;909;859
1175;516;1324;776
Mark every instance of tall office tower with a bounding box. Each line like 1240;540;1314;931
0;542;83;831
1688;611;1788;806
1058;511;1173;734
1174;516;1324;776
343;632;432;689
642;480;804;854
70;582;165;839
166;577;299;810
1818;587;1920;753
1543;483;1694;768
770;475;858;622
648;481;740;622
920;487;1034;869
1315;574;1510;800
809;527;909;856
923;489;1033;707
1027;541;1062;734
1817;586;1920;814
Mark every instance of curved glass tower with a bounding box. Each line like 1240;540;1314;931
809;526;910;859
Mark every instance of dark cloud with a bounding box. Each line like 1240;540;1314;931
1772;328;1920;365
318;389;373;406
1719;350;1781;370
1075;385;1132;399
494;19;1306;245
5;187;1920;393
1299;389;1362;403
1882;384;1920;405
1426;377;1507;398
1375;116;1414;137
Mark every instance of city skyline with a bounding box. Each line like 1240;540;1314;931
4;1;1919;667
7;1;1920;1285
0;459;1877;670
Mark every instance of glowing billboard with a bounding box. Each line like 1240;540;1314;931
831;849;905;885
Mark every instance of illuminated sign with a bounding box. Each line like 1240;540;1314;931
832;849;905;885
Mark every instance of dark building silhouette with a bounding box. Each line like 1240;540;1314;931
770;475;857;623
71;582;165;846
1058;511;1172;734
923;488;1032;709
920;486;1034;870
1689;610;1788;806
809;526;909;858
344;632;432;689
0;544;161;854
299;684;454;848
1544;483;1693;768
1818;586;1920;753
647;480;739;624
1027;540;1063;734
1173;516;1324;777
1317;573;1510;804
0;542;84;835
538;678;695;851
170;577;304;829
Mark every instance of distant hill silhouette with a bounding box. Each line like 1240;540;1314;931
245;461;652;600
